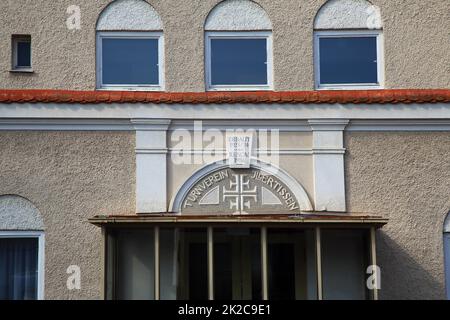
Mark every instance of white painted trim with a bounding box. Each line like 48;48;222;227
310;119;348;212
4;102;450;120
347;120;450;131
135;120;171;213
2;118;450;131
309;119;349;131
0;119;134;131
0;231;45;300
96;31;165;91
136;148;168;154
168;148;344;155
170;120;311;131
169;158;313;212
314;30;384;90
205;31;273;91
131;118;171;131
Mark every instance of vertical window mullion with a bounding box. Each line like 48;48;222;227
315;226;323;300
261;227;268;300
370;227;378;301
154;226;160;300
207;226;214;300
101;228;106;300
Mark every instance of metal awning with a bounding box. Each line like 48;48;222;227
89;212;388;228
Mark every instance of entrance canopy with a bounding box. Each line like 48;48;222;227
89;212;387;227
92;213;386;300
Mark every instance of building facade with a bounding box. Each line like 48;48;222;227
0;0;449;300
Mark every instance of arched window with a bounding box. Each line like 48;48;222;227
313;0;384;90
444;213;450;299
0;195;44;300
96;0;164;90
204;0;273;91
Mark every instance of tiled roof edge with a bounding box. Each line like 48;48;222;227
0;89;449;104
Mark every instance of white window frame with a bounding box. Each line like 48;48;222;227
0;231;45;300
96;31;165;91
11;36;33;72
314;30;384;90
205;31;273;91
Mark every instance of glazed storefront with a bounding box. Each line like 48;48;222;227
92;218;385;301
90;165;386;300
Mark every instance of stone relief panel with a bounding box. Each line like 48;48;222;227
181;168;301;214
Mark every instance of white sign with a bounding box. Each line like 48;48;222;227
227;134;253;168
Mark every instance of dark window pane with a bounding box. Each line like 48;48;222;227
0;238;38;300
444;233;450;299
267;229;317;300
211;39;267;85
321;229;370;300
17;41;31;67
102;38;159;85
319;37;378;84
116;230;154;300
213;228;261;300
159;228;208;300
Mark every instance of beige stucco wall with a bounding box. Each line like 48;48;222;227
0;0;448;91
0;131;135;299
1;129;450;299
345;132;450;300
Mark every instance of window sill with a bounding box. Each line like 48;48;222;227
207;85;273;92
316;84;383;91
10;68;34;74
97;86;164;92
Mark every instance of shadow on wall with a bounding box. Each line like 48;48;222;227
377;231;445;300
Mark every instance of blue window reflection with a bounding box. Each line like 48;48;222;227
210;39;267;85
17;41;31;67
319;37;378;85
102;38;159;85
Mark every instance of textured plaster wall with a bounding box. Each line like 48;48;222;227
205;0;272;30
96;0;163;31
345;132;450;300
314;0;382;29
0;195;44;230
0;0;448;91
0;131;135;299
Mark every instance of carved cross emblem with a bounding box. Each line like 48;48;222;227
222;174;257;214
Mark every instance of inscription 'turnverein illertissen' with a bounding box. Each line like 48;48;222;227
182;168;300;214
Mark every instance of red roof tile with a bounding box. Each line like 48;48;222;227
0;89;448;104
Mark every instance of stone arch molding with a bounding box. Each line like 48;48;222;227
0;195;44;230
314;0;382;30
205;0;272;31
170;159;313;214
97;0;163;31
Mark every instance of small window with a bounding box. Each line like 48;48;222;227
12;35;32;71
314;31;384;90
205;32;273;91
0;232;44;300
96;32;164;91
